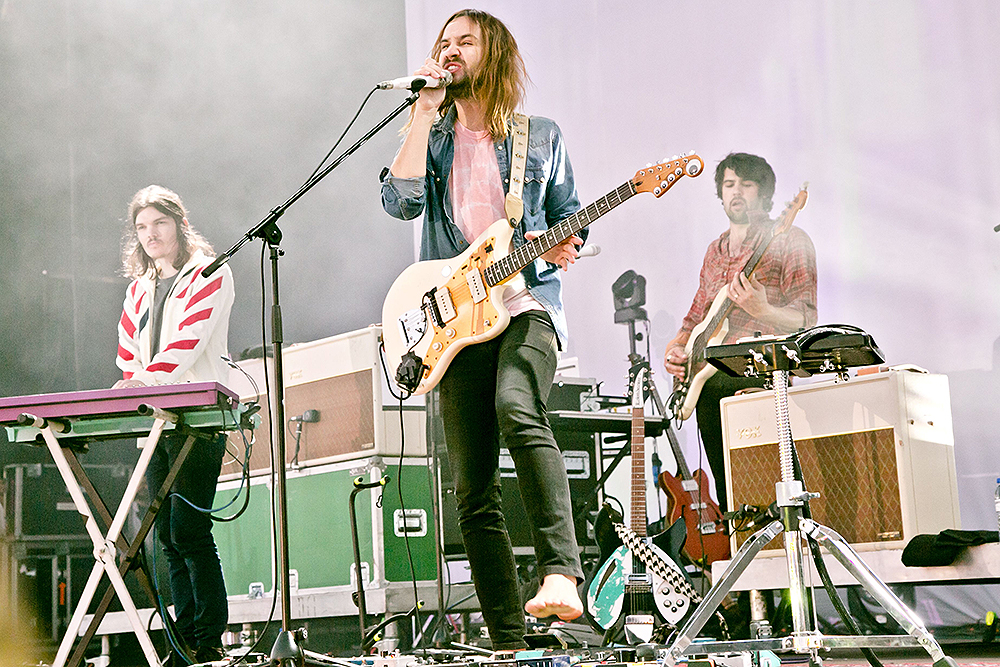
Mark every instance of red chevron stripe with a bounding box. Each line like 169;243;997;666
163;338;199;352
146;361;179;374
120;311;136;338
186;276;223;310
178;308;212;330
117;344;134;361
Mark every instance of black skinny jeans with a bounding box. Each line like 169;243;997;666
439;311;583;649
145;431;228;650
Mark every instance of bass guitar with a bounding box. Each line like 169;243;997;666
382;154;704;395
585;367;695;643
668;185;809;421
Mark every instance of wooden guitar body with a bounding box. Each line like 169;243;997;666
658;468;731;564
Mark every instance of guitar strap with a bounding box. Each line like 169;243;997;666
504;112;529;228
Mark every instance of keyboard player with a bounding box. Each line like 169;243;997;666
115;185;235;664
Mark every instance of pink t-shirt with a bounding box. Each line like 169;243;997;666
451;121;542;316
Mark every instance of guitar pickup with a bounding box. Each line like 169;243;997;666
423;287;455;329
697;522;719;535
434;287;456;326
626;572;653;587
466;268;487;303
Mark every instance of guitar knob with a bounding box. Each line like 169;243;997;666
432;342;443;352
445;328;456;338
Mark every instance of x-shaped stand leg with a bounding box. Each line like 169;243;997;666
41;414;184;667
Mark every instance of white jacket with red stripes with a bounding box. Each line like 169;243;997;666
116;250;235;386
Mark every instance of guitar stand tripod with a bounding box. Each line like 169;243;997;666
661;328;957;667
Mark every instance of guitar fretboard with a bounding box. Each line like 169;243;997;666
631;404;647;537
484;181;637;287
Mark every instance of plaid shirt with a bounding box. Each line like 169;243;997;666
678;219;817;344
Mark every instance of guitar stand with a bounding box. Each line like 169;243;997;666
661;362;957;666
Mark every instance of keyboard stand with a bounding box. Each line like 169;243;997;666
29;408;204;667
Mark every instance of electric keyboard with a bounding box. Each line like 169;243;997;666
0;381;243;443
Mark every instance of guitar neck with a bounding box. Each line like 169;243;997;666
662;420;694;482
631;404;647;537
486;181;637;286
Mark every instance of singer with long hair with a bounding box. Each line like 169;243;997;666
381;8;587;652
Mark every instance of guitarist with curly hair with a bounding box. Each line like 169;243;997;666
663;153;817;514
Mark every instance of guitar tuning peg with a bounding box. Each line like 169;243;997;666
646;162;653;168
670;155;678;161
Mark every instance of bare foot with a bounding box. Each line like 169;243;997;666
523;573;583;621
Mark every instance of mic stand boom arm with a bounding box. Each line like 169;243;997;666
199;91;419;666
201;91;420;280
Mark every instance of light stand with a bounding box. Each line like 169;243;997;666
660;330;957;667
201;91;420;666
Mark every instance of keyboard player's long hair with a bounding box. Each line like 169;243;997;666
120;184;215;280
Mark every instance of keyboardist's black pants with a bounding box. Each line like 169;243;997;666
146;431;228;651
438;311;583;650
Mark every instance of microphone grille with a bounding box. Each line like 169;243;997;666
440;70;454;86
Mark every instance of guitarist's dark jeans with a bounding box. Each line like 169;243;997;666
438;311;584;650
695;372;768;513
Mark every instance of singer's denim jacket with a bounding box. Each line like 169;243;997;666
380;106;585;347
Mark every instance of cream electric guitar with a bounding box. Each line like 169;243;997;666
668;185;809;421
381;154;704;395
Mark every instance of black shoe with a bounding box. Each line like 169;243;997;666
192;645;226;664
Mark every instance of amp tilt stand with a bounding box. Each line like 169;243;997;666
661;328;957;667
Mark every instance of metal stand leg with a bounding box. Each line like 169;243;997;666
44;418;172;667
661;369;955;667
800;520;950;664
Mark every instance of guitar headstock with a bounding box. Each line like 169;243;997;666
773;182;809;235
627;361;650;409
632;152;704;198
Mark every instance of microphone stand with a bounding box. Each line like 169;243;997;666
202;90;420;666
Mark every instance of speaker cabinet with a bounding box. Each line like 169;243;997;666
222;326;425;478
721;370;960;553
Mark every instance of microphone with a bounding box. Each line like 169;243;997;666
377;71;453;91
578;244;601;258
290;409;321;423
